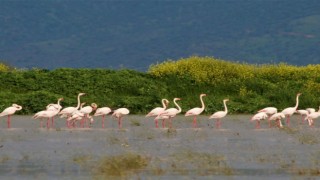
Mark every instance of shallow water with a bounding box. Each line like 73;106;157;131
0;115;319;179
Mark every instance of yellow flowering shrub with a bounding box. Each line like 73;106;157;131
148;56;320;86
0;63;11;72
148;56;255;84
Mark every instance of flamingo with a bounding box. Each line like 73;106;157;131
46;97;64;128
251;112;268;129
305;106;320;127
209;99;229;129
58;93;85;126
0;104;22;128
296;109;309;123
94;106;112;128
66;102;86;128
33;105;62;129
281;93;301;126
269;112;285;128
146;99;169;128
112;108;130;129
46;98;64;111
185;94;206;128
154;114;170;127
160;98;182;128
79;103;98;128
306;108;316;114
258;107;277;127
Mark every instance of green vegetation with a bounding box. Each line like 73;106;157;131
0;56;320;114
93;153;149;177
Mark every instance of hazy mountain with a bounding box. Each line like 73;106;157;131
1;0;320;71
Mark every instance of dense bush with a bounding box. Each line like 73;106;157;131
0;57;320;115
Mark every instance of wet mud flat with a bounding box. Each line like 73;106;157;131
0;115;319;179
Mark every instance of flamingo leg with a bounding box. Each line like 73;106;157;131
169;117;172;128
118;117;122;129
7;115;11;128
154;118;159;128
255;121;260;129
102;115;105;128
51;117;54;128
46;118;50;129
162;119;165;128
40;119;43;128
286;116;290;126
268;117;271;128
193;116;197;128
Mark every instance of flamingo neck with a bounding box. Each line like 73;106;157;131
294;94;300;109
174;99;181;113
200;95;205;111
224;101;228;113
161;99;167;109
76;94;82;110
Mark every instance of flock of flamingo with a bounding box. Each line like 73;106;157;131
0;92;318;129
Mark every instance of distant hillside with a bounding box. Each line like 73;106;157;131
0;0;320;71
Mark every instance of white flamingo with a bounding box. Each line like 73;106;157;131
94;106;112;128
251;112;268;129
46;98;64;111
66;102;86;128
258;107;277;127
0;104;22;128
59;93;85;117
46;97;64;128
296;109;309;123
209;99;229;129
112;108;130;129
306;108;316;114
305;106;320;127
159;98;181;128
269;112;285;128
146;99;169;128
281;93;301;126
33;105;62;128
185;94;206;128
79;103;98;128
58;93;85;126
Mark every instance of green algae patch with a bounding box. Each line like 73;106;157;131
94;153;149;177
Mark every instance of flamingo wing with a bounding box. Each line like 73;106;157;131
146;107;165;117
209;111;227;119
185;107;202;116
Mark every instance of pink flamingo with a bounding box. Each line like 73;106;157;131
185;94;206;128
66;102;86;128
146;99;169;128
209;99;229;129
94;106;112;128
33;105;62;128
269;112;285;128
305;107;320;127
112;108;130;129
251;112;268;129
46;98;64;111
160;98;181;128
79;103;98;128
281;93;301;126
46;97;64;128
258;107;277;127
0;104;22;128
154;114;170;127
58;93;85;126
296;109;309;123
